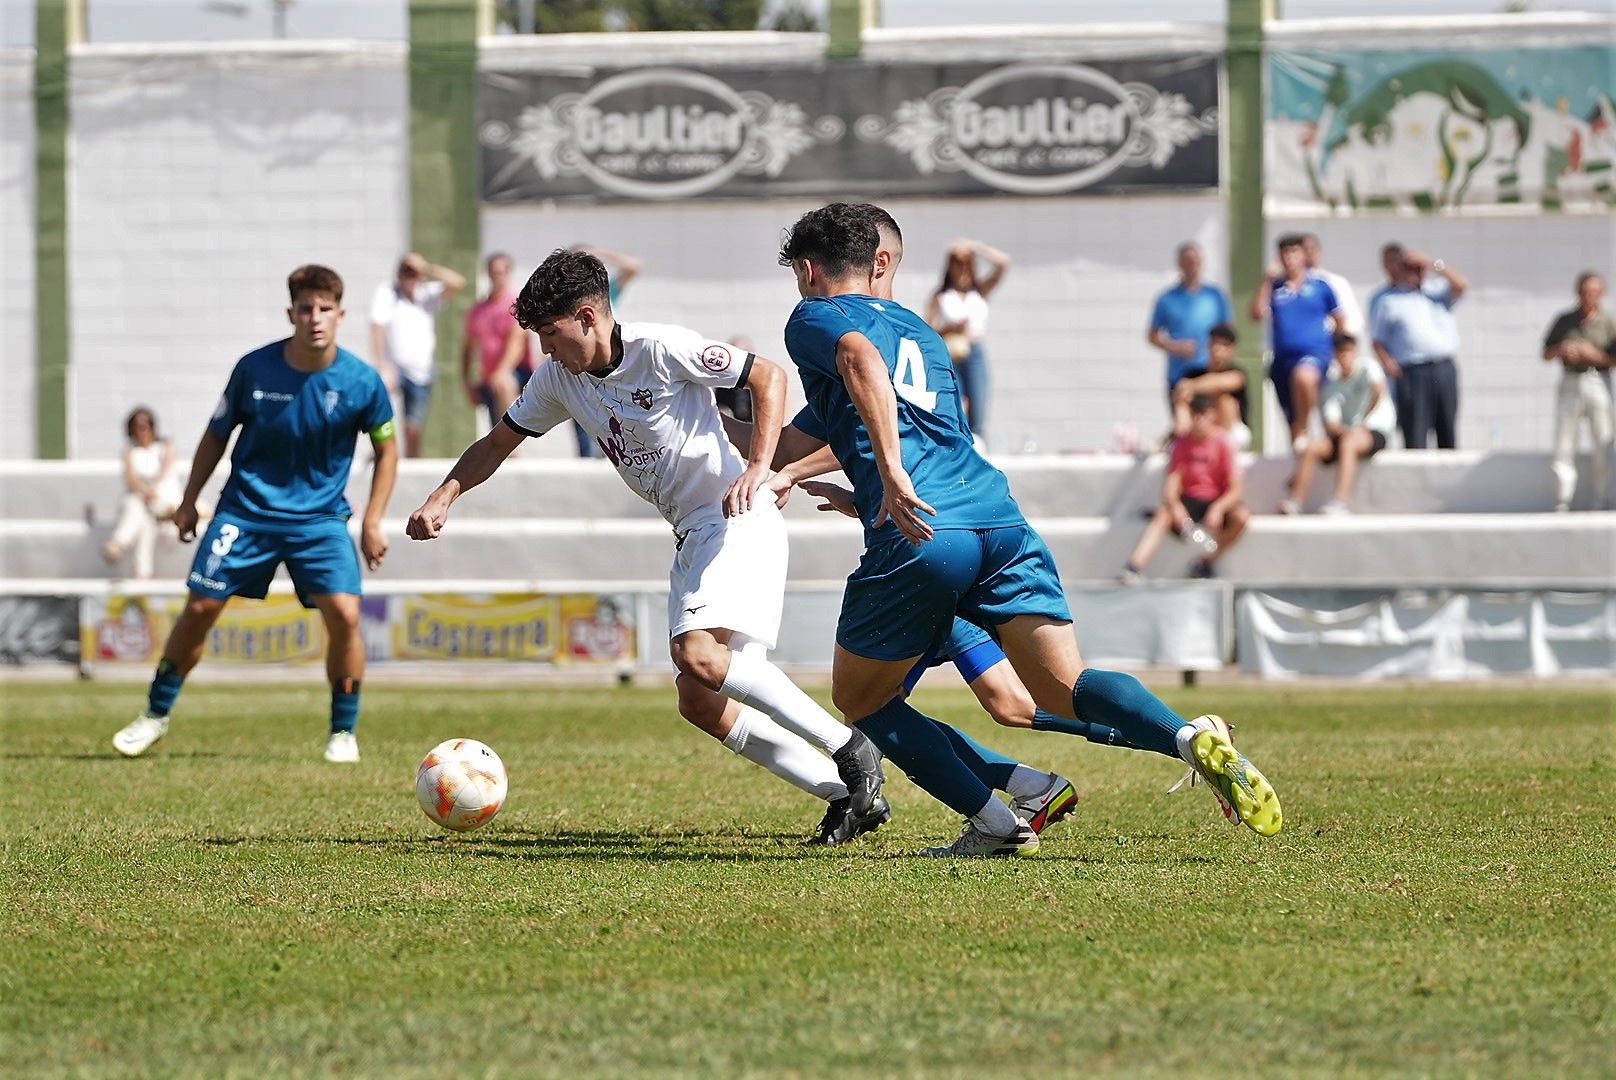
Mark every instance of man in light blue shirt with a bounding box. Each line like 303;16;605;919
1369;244;1468;448
1148;242;1233;405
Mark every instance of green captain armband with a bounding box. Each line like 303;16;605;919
370;419;396;443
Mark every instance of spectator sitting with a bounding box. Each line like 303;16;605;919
1368;245;1467;449
1542;270;1614;511
1121;394;1249;582
1251;233;1345;450
1279;332;1396;516
1148;241;1233;417
463;252;533;429
101;407;182;579
1172;322;1250;449
926;238;1011;446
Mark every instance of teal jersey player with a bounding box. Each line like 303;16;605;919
113;264;400;766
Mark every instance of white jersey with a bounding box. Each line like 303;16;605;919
505;321;754;533
1318;268;1363;342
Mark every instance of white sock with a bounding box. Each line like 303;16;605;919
1005;764;1054;800
968;795;1022;837
1174;717;1213;764
719;648;852;755
721;707;848;803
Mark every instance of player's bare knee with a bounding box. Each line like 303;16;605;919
675;675;727;733
669;634;729;691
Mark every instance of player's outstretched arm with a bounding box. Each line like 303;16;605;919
360;429;399;571
836;332;935;543
172;430;229;542
406;423;525;541
723;356;787;517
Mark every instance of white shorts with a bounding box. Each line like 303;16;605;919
667;499;787;648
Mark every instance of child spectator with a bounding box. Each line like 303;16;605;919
1279;331;1396;515
1171;322;1250;448
101;407;181;579
1122;395;1249;582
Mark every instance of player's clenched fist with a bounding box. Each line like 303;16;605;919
407;497;450;540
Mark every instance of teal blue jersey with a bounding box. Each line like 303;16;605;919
208;341;393;532
783;294;1022;541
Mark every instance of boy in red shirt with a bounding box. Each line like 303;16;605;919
1122;395;1249;581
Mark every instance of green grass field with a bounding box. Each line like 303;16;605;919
2;680;1612;1077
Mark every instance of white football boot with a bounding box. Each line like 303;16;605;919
323;731;360;763
112;713;169;758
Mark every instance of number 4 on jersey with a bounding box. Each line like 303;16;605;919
893;338;937;413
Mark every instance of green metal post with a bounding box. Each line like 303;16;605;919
1227;0;1273;452
34;0;71;458
408;0;480;456
826;0;873;60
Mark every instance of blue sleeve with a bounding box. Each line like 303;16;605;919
1320;280;1341;313
784;299;858;379
790;405;827;443
363;369;395;434
1148;292;1169;332
206;359;247;440
1425;278;1456;309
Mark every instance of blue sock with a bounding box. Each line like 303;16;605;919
933;721;1017;792
330;677;361;735
854;698;994;817
1031;709;1138;750
147;658;184;718
1069;668;1187;759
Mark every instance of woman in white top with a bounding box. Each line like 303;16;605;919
925;239;1011;445
103;407;182;579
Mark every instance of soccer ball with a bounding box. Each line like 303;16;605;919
416;739;508;832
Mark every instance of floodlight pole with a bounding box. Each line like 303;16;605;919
1227;0;1274;453
33;0;81;458
408;0;480;456
826;0;877;60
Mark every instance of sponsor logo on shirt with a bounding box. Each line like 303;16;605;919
251;389;296;402
595;414;667;469
700;345;731;372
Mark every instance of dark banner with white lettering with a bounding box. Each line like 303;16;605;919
0;595;80;665
479;56;1219;203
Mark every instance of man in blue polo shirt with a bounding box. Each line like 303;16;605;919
1252;233;1344;449
1147;241;1233;412
1369;244;1468;449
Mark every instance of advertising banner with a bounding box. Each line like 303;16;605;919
390;593;561;662
0;596;81;665
84;595;326;665
1269;46;1616;212
480;56;1219;203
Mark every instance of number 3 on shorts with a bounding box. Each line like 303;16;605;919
894;338;938;413
211;522;241;557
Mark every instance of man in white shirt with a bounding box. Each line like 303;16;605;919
404;249;889;845
370;252;465;457
1280;331;1397;515
1303;233;1362;339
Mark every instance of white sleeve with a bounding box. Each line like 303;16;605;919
369;285;393;325
659;325;753;390
419;280;448;315
503;364;571;438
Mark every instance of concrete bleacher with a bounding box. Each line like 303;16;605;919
2;451;1611;588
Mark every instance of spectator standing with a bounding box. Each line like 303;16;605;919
463;253;533;429
1148;241;1234;415
1171;322;1250;448
1368;246;1467;449
101;407;182;579
370;252;466;457
1121;395;1249;582
926;239;1011;445
567;245;643;458
1251;234;1344;449
1302;233;1363;339
1366;242;1407;408
1279;332;1397;515
1542;271;1614;511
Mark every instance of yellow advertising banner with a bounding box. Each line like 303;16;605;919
392;593;560;661
84;595;327;664
559;593;636;665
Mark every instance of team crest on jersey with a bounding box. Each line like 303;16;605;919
699;345;731;373
324;390;341;416
632;388;653;410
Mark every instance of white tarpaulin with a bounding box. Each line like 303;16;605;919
1238;589;1616;679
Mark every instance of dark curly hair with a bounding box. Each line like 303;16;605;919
777;203;880;281
511;249;611;330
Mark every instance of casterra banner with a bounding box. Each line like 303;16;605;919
479;56;1219;203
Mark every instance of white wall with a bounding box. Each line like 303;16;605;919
67;44;409;457
1269;213;1616;450
485;193;1226;454
0;50;36;459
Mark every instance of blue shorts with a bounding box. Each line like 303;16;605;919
839;526;1072;662
901;617;1005;693
1269;354;1329;423
399;377;433;426
186;514;361;608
